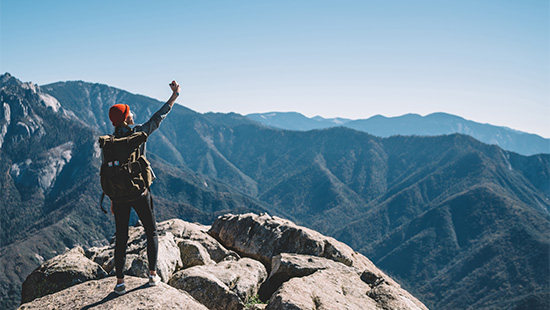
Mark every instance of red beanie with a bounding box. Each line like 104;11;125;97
109;104;130;127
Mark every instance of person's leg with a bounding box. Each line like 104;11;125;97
133;191;158;275
113;200;131;282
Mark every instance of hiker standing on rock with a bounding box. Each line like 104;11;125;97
99;80;181;295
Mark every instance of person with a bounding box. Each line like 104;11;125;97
107;80;181;295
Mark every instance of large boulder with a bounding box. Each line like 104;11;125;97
169;257;268;310
126;232;182;282
85;246;114;274
204;258;268;301
111;253;139;277
18;276;208;310
88;223;186;282
169;267;244;310
209;214;430;309
158;219;238;262
263;254;427;310
85;219;237;278
123;225;150;254
266;267;377;310
259;253;349;300
84;225;149;276
367;284;429;310
21;246;107;303
177;239;215;268
208;213;390;281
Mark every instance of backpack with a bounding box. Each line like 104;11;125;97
98;130;155;213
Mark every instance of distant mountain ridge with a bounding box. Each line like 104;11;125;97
246;111;550;156
1;73;548;309
247;112;351;131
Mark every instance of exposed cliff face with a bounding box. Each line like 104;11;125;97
19;214;428;310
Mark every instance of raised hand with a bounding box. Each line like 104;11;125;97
169;80;181;94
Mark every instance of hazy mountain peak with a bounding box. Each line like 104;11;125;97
247;111;550;155
425;112;462;119
1;72;23;88
247;111;352;131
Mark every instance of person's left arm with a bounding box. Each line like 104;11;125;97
136;80;181;135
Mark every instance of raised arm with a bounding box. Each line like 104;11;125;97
166;80;181;108
137;80;181;135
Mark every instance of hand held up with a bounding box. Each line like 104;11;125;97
169;80;181;94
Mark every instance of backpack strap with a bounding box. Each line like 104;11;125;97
100;192;108;214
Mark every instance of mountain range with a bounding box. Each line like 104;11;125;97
1;72;548;309
246;112;550;156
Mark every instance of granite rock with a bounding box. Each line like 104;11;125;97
18;276;208;310
21;247;107;304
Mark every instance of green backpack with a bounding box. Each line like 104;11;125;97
98;131;155;213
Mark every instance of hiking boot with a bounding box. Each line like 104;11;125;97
149;274;161;286
114;282;126;295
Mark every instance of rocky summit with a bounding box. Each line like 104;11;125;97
19;213;427;310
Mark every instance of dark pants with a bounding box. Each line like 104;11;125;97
113;190;158;279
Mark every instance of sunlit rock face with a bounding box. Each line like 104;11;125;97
10;142;74;191
20;216;428;310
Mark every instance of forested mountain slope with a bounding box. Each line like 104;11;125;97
1;74;547;309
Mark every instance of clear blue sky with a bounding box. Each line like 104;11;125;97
1;0;549;137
